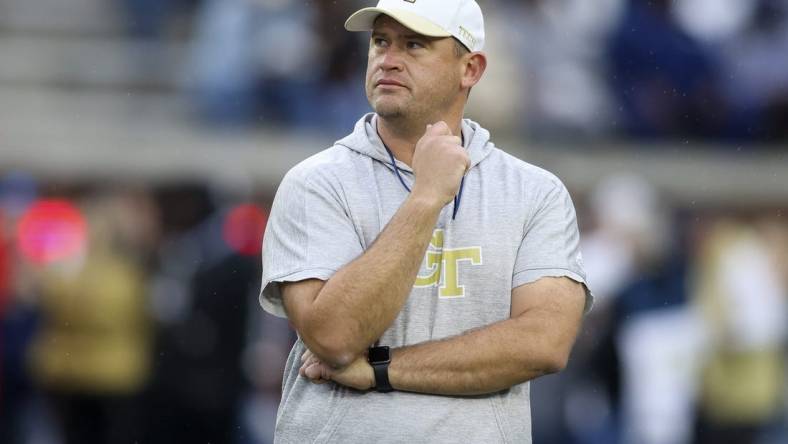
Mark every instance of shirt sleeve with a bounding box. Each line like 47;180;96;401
260;166;364;318
513;179;594;313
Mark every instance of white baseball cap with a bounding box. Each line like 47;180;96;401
345;0;485;52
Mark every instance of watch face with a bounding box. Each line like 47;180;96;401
368;346;390;363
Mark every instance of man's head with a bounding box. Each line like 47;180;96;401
345;0;487;125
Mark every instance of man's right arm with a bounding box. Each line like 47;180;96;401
282;193;441;367
281;122;467;368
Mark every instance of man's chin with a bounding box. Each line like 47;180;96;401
373;101;405;119
376;109;404;119
372;97;404;118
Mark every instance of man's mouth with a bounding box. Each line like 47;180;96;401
376;79;406;88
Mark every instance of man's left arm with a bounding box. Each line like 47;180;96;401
301;276;586;395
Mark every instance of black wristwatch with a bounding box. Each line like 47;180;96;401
367;346;393;392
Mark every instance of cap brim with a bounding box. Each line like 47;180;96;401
344;7;451;37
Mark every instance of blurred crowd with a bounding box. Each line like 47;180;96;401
1;171;786;444
112;0;788;142
0;174;292;444
1;0;788;443
533;175;788;444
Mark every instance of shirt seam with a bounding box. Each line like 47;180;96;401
513;266;584;275
265;267;338;283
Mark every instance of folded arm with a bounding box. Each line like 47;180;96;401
301;276;587;395
282;194;442;367
389;277;586;394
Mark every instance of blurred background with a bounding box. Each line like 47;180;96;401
0;0;786;443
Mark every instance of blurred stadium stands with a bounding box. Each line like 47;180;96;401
1;0;786;201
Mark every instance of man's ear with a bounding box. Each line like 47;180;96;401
461;52;487;90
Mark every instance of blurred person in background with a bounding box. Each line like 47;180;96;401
0;193;11;343
188;0;367;133
310;0;373;135
0;176;16;398
560;175;705;444
140;184;263;444
692;216;788;444
0;184;18;442
239;311;293;444
670;0;788;142
495;0;623;140
26;190;157;444
608;188;703;444
712;0;788;141
188;0;317;124
119;0;202;38
259;0;591;442
0;173;43;444
607;0;727;140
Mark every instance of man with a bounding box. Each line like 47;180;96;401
260;0;592;442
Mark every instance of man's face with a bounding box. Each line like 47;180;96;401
365;16;464;121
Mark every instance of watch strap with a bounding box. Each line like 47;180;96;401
372;361;393;393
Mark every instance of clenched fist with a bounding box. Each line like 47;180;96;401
411;121;469;207
300;349;375;391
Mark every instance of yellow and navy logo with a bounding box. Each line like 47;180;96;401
414;229;482;298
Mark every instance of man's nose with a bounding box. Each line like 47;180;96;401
379;48;404;71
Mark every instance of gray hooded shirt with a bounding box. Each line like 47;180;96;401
260;113;591;443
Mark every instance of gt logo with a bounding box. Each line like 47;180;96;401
414;229;482;298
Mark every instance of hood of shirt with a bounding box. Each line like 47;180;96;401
335;113;494;174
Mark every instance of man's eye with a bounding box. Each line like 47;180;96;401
373;37;388;47
407;41;425;49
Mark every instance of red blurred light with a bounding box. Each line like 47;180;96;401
17;199;87;264
222;204;268;256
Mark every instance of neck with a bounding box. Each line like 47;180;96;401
376;115;463;167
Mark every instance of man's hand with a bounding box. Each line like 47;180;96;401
300;350;375;391
411;121;469;207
